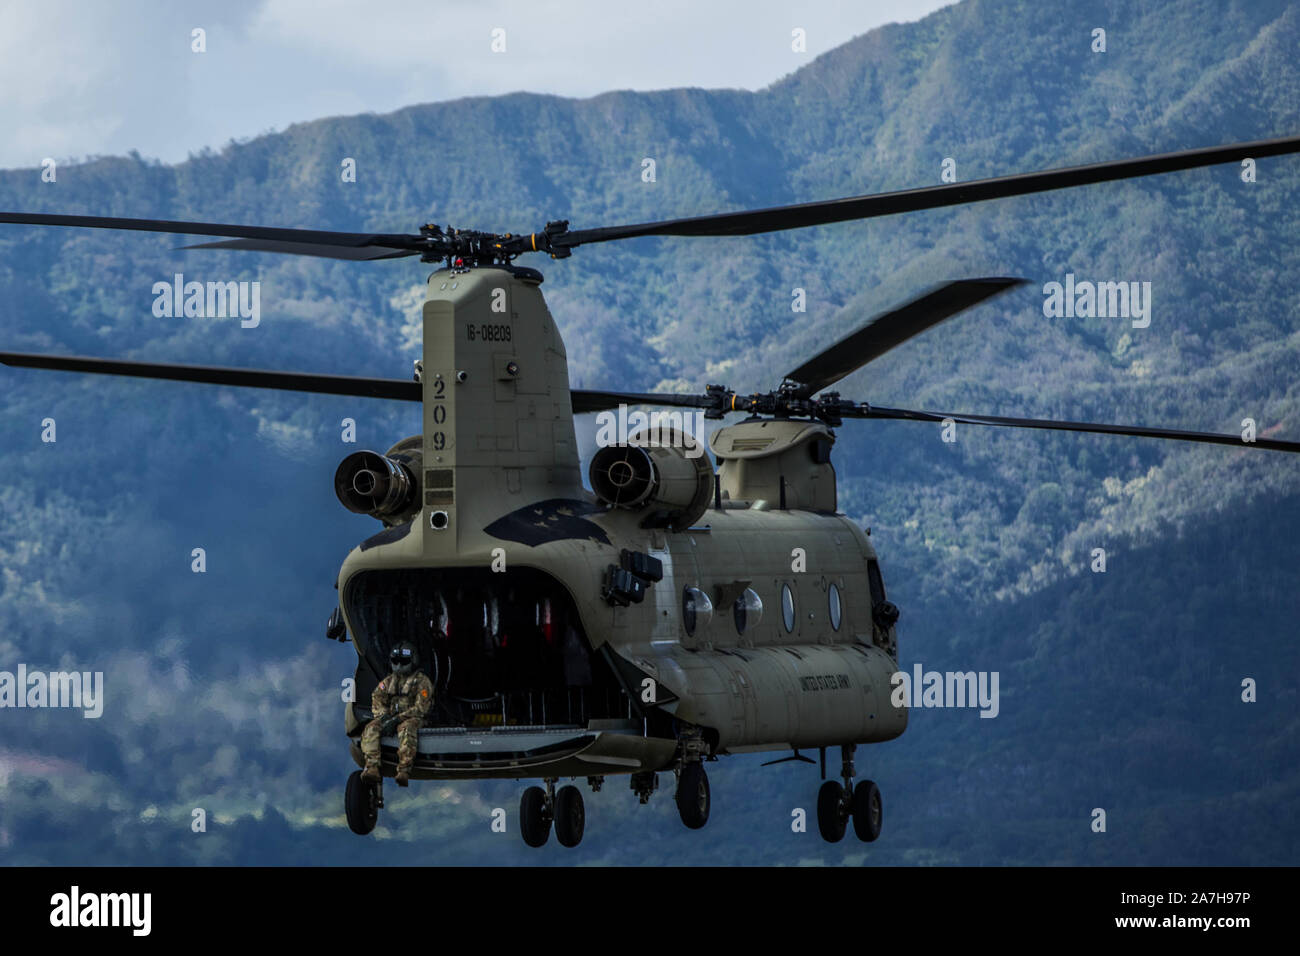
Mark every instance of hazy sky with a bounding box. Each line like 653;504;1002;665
0;0;956;170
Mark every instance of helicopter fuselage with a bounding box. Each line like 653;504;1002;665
334;266;905;781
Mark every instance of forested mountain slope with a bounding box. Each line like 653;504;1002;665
1;0;1297;864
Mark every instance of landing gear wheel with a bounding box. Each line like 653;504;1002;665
520;785;551;848
817;780;847;842
851;780;882;842
554;785;586;848
345;770;379;835
675;762;710;830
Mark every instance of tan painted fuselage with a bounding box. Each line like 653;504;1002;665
338;267;905;780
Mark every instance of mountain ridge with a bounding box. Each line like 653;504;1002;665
1;0;1297;864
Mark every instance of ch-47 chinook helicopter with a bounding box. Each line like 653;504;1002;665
4;133;1300;849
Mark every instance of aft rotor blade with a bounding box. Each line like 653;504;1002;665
0;352;715;414
0;211;423;256
0;352;422;401
556;134;1300;248
862;404;1300;453
570;389;711;414
784;277;1025;395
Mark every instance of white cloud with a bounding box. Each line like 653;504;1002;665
0;0;957;170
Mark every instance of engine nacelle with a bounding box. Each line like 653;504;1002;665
334;436;423;525
589;428;713;531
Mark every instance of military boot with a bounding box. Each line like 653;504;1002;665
361;760;381;783
395;768;410;787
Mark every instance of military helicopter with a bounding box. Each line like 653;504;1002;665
4;133;1300;849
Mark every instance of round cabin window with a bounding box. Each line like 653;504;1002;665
828;583;842;631
781;583;796;633
682;586;713;636
733;588;763;634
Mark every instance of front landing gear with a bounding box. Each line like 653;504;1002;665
673;729;712;829
817;779;847;842
675;761;711;829
345;770;382;835
851;779;882;842
520;778;586;848
815;745;882;843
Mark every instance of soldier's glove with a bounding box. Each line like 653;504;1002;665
379;712;404;735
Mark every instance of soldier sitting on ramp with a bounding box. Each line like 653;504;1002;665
361;641;434;786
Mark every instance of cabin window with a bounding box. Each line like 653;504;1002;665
682;586;713;636
828;583;842;631
781;583;796;633
733;588;763;634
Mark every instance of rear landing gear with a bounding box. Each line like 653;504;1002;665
520;778;586;848
554;785;585;847
815;745;882;844
520;785;551;847
345;770;381;835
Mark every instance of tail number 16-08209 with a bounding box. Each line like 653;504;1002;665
466;323;511;342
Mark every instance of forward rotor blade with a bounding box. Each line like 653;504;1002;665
182;238;421;260
0;212;423;257
784;277;1025;395
8;135;1297;264
862;404;1300;453
0;352;422;401
556;134;1300;248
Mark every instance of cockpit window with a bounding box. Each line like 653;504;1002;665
867;559;886;607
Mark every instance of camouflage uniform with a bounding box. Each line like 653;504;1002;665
361;669;435;777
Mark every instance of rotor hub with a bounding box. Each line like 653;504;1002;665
418;220;572;267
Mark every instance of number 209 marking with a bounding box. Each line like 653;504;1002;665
430;374;447;451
